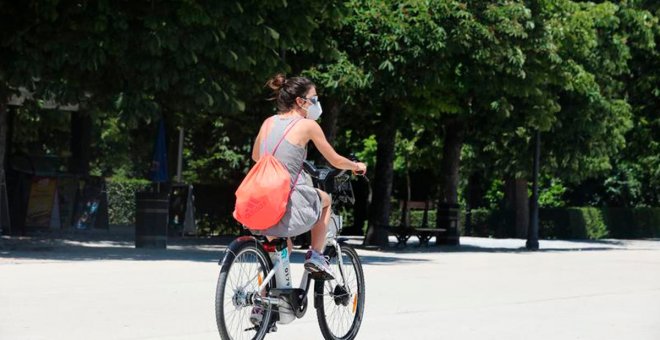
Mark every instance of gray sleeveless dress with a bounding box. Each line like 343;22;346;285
256;115;322;237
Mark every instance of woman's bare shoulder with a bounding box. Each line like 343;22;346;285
259;115;275;129
297;118;320;130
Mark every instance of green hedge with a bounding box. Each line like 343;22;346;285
603;207;660;239
106;177;151;225
463;208;510;238
391;205;660;240
538;207;660;239
539;208;608;239
461;207;660;240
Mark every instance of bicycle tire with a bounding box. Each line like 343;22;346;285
315;244;365;340
215;242;274;340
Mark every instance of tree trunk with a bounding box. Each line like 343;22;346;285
465;172;481;236
436;118;464;245
0;102;7;178
363;104;396;247
0;87;7;176
503;176;514;236
0;100;9;234
320;99;340;145
505;177;529;238
69;111;92;175
312;99;341;165
438;118;465;205
404;165;411;227
347;177;369;236
514;178;529;238
504;177;515;210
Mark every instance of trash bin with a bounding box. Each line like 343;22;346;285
436;203;460;245
135;191;169;248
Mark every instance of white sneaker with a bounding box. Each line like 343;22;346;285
304;250;336;280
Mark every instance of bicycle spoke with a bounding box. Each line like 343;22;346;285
228;311;240;337
238;255;251;287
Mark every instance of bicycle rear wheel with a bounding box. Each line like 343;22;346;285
315;244;365;340
215;242;273;340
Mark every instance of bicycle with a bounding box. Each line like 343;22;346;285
215;160;366;340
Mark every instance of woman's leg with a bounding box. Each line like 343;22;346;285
287;238;293;254
310;189;332;253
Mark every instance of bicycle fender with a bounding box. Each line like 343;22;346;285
218;235;260;266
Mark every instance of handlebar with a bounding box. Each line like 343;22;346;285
303;159;368;204
302;160;366;179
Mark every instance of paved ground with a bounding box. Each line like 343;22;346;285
1;230;659;340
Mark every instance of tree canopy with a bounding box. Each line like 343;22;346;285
2;0;658;240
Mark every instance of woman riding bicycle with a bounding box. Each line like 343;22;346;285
252;73;367;280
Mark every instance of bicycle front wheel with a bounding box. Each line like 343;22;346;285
215;241;273;340
315;244;365;340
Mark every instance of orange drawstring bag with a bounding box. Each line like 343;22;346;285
233;118;304;230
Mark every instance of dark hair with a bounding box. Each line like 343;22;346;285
266;73;315;113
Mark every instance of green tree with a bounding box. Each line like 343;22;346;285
462;1;655;216
404;0;552;241
327;0;449;246
617;0;659;206
319;0;567;244
1;1;345;182
569;0;659;207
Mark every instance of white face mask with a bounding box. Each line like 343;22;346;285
302;96;322;120
306;101;323;120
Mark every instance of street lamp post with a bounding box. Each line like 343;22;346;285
527;130;540;250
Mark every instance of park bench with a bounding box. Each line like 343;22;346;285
386;200;447;247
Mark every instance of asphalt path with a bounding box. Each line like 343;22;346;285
1;234;659;340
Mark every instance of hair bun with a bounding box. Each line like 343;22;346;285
266;73;286;92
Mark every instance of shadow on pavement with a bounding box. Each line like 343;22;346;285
3;230;657;263
0;237;227;263
0;234;430;265
353;237;659;254
286;251;429;266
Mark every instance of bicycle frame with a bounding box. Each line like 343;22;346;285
248;237;348;326
257;239;346;295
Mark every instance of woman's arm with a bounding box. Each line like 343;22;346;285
307;120;365;172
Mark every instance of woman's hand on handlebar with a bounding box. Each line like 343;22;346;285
353;162;367;175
